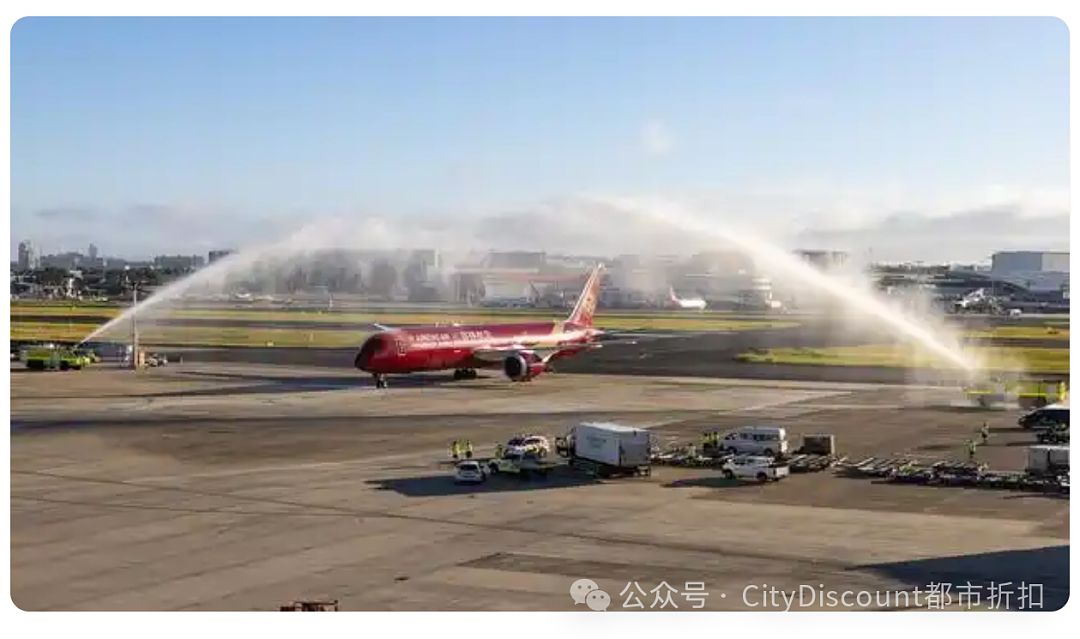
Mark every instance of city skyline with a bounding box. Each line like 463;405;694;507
11;17;1070;262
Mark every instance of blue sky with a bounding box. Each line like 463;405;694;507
10;17;1071;259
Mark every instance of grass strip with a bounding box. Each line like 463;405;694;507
9;303;802;326
11;314;801;333
965;326;1069;341
11;324;372;349
737;345;1070;375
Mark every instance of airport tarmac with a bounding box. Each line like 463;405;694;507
10;362;1068;611
167;327;1070;385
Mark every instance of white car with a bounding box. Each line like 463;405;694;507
505;434;551;457
455;460;488;484
721;456;790;483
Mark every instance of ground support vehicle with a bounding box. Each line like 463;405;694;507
782;434;844;472
1016;381;1069;410
279;600;339;611
569;455;651;478
1019;403;1069;430
554;435;572;458
455;460;489;484
24;346;92;371
504;434;552;457
714;425;790;457
1034;425;1069;445
72;347;102;364
720;456;790;483
785;454;846;473
649;433;843;473
650;445;733;468
1026;445;1069;490
487;452;561;480
566;422;653;478
964;379;1068;410
836;454;1069;494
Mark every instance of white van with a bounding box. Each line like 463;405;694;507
717;426;790;457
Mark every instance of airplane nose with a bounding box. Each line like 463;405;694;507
355;335;384;371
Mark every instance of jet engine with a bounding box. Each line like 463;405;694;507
503;352;545;382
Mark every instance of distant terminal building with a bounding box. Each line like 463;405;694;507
795;250;849;272
484;251;547;270
208;249;235;264
154;254;206;272
40;252;85;270
991;251;1069;274
686;250;756;275
989;250;1069;295
408;249;441;271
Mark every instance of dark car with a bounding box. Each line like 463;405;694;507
1018;405;1070;430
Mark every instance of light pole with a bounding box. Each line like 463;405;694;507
130;284;140;369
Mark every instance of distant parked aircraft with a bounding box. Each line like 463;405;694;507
668;287;707;310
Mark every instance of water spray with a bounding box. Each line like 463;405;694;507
590;196;981;376
77;195;987;385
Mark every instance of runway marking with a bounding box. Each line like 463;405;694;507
727;390;851;414
119;419;689;485
126;453;442;484
417;566;569;596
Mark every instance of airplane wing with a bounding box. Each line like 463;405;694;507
595;329;708;345
471;342;605;364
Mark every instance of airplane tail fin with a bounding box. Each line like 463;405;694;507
566;263;604;328
668;286;680;303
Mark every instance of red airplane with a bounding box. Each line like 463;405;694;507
355;264;610;388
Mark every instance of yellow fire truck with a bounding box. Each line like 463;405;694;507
964;378;1069;409
24;345;93;371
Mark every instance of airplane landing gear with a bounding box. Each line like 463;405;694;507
452;369;478;381
373;374;388;389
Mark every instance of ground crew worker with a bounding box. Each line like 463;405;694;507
966;439;977;462
465;440;474;459
980;422;990;445
450;440;460;461
495;442;505;459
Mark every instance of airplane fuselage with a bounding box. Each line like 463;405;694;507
354;321;600;375
356;263;606;386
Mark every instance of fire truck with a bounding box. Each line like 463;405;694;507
964;378;1068;409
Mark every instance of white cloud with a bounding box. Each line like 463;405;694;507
639;120;675;157
11;182;1069;264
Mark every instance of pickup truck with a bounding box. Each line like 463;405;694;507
487;451;560;479
720;456;790;483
